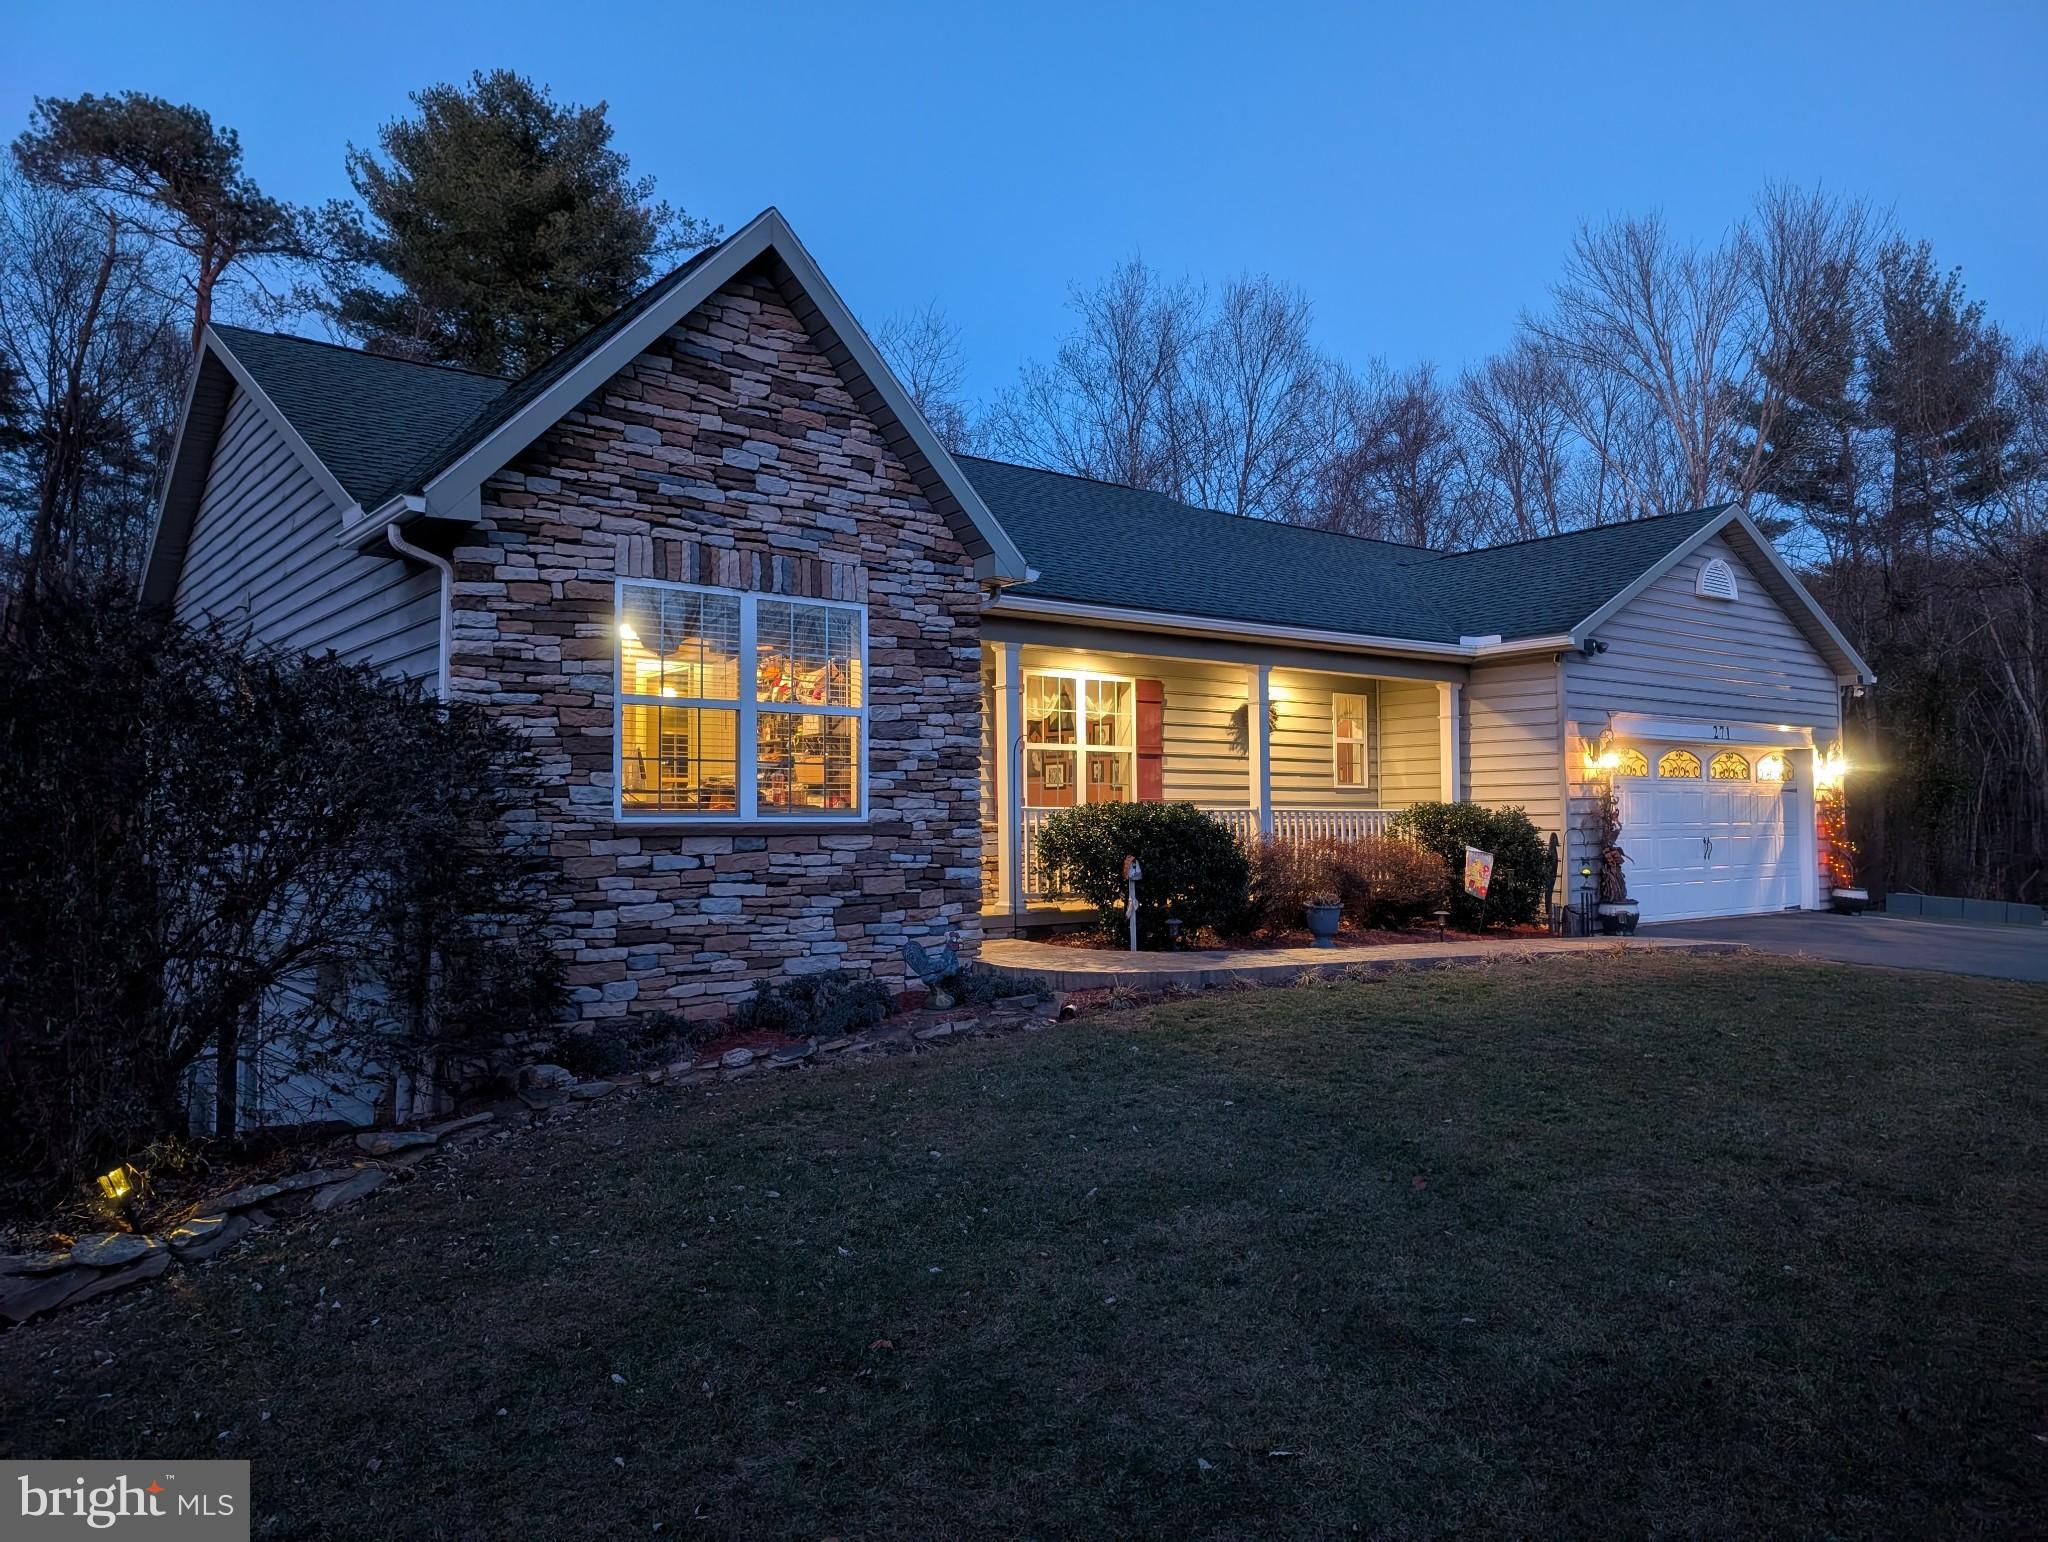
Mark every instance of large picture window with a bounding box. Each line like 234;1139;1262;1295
617;581;865;820
1023;670;1133;807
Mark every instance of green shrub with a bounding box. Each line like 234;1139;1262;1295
554;1030;631;1079
1035;801;1251;948
734;969;892;1039
944;962;1051;1005
1244;834;1448;934
1388;802;1549;929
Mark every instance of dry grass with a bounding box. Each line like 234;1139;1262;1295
2;953;2043;1539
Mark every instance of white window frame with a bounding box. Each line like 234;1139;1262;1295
1021;667;1136;809
614;577;868;824
1330;689;1370;789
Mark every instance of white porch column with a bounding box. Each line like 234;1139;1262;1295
991;642;1025;916
1437;681;1463;802
1247;663;1273;837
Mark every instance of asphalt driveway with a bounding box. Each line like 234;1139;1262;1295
1642;910;2048;983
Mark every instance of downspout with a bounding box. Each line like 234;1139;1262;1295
385;520;452;702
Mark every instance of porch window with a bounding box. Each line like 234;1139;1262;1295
617;580;865;819
1024;670;1133;807
1332;692;1368;787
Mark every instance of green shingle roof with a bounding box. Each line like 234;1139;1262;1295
961;456;1729;645
207;327;1730;649
1419;506;1732;640
210;325;510;508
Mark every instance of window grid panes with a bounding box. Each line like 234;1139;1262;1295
1657;749;1702;779
1333;692;1368;787
1709;751;1751;780
1025;671;1133;807
618;582;864;819
1613;747;1649;777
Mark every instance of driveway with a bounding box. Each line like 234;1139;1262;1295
1642;910;2048;983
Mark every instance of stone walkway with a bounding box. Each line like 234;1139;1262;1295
980;934;1740;991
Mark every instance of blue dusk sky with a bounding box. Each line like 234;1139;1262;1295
9;1;2045;399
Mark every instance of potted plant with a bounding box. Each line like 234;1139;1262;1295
1304;892;1343;948
1587;785;1639;935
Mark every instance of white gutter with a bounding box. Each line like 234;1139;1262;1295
987;593;1573;664
385;518;452;702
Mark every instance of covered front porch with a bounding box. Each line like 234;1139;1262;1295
981;633;1467;925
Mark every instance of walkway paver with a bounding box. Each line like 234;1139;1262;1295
980;934;1738;991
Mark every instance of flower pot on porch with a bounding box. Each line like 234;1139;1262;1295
1830;886;1868;915
1304;902;1343;949
1596;900;1640;936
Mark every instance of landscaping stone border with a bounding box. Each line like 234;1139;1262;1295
0;1112;498;1326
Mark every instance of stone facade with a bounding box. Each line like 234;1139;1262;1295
447;268;985;1025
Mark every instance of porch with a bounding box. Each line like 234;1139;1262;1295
981;636;1466;922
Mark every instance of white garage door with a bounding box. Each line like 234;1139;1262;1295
1616;751;1806;922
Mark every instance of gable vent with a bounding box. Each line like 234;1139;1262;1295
1696;556;1739;601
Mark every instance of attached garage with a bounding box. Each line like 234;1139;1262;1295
1614;745;1813;922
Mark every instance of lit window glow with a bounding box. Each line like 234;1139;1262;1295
618;582;864;818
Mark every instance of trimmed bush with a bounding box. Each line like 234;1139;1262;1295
733;969;892;1039
1388;802;1549;929
1245;834;1448;934
1035;801;1251;948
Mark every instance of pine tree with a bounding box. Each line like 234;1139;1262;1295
324;71;717;377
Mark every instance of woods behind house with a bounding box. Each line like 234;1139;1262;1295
1;80;2042;905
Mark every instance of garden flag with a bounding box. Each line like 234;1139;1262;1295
1463;846;1495;900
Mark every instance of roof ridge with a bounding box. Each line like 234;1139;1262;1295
210;323;515;383
956;455;1437;554
1429;503;1733;562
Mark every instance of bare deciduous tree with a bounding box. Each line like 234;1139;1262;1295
873;303;977;454
0;170;182;600
983;256;1204;492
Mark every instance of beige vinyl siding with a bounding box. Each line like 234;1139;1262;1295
1560;535;1842;892
1376;678;1443;808
1272;667;1413;809
173;387;439;682
1020;646;1243;804
1466;658;1566;899
1014;648;1434;809
1564;536;1841;728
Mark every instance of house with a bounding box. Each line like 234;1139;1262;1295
142;208;1876;1030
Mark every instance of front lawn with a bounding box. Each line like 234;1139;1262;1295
3;954;2042;1538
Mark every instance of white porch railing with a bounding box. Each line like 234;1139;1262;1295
1020;805;1401;902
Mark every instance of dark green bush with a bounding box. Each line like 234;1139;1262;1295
943;962;1051;1005
733;969;892;1039
1035;802;1251;948
554;1030;631;1079
1388;802;1549;929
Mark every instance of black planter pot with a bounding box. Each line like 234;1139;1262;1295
1831;887;1869;915
1596;901;1641;936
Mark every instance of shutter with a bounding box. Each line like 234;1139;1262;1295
1136;679;1165;801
